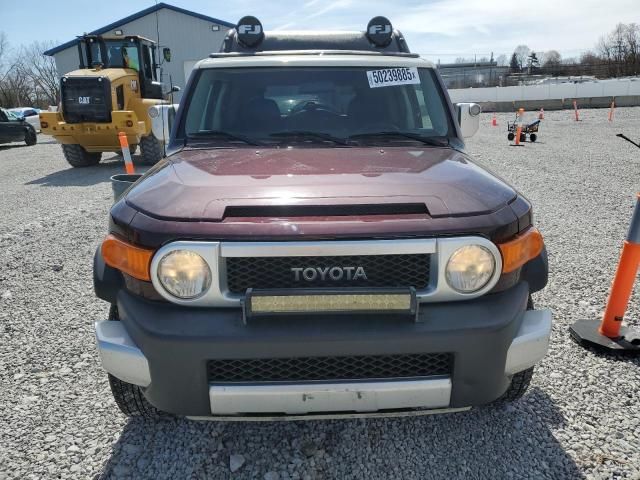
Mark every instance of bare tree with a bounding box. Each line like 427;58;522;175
17;41;59;106
496;54;507;66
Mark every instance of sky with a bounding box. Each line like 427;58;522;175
1;0;639;62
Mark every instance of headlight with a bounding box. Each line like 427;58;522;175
157;250;211;299
445;245;495;293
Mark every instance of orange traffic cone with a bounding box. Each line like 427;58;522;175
570;187;640;353
491;113;497;126
608;100;615;122
538;108;544;120
118;132;135;174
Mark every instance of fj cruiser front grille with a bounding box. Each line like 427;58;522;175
206;353;452;383
226;254;430;293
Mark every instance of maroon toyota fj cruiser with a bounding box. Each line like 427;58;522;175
94;17;551;420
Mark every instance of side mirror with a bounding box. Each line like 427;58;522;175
456;103;481;138
149;104;178;146
163;48;172;62
170;85;180;93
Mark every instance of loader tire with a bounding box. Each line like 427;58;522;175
139;135;163;165
61;144;101;168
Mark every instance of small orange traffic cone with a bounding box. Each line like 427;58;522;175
118;132;135;174
538;108;544;120
491;113;497;126
608;100;615;122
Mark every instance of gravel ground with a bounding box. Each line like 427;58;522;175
1;107;640;480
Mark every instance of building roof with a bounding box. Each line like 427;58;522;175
44;2;234;56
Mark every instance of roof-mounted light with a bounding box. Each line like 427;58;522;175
236;16;264;48
366;16;394;47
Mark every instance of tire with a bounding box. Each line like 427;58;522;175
498;367;534;403
520;133;526;143
107;304;166;419
61;144;101;167
529;133;537;142
139;134;163;165
507;132;515;141
108;374;165;419
24;129;37;146
496;295;535;404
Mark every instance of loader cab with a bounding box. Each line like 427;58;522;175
77;35;165;99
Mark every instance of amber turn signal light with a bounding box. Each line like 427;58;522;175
40;121;49;129
101;234;154;281
497;227;544;273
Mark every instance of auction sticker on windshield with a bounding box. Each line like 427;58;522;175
367;67;420;88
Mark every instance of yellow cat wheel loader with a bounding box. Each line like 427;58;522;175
40;35;177;167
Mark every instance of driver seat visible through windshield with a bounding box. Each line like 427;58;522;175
236;97;282;132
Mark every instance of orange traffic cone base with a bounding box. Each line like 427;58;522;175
569;320;640;353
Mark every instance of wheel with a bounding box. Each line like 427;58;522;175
139;134;163;165
24;129;37;146
496;294;535;403
498;367;534;403
529;133;537;142
61;144;101;167
520;133;526;143
507;132;515;141
107;304;166;419
108;374;165;418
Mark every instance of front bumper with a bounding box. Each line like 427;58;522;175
95;283;551;418
39;111;147;151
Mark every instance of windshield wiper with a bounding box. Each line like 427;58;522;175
270;130;350;146
187;130;261;146
348;131;449;147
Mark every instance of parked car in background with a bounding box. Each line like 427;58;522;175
0;108;37;146
8;107;41;131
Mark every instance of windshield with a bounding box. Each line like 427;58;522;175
89;39;140;70
181;67;452;146
3;109;20;121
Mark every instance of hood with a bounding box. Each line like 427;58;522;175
125;147;516;222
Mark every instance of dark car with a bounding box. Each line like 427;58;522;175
93;17;551;420
0;108;37;146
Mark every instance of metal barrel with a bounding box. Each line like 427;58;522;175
110;174;143;201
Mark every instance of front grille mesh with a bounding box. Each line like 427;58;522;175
226;254;430;294
206;353;452;383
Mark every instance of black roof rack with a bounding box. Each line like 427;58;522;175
219;16;411;54
209;49;420;59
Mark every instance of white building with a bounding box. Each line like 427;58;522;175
44;2;234;101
